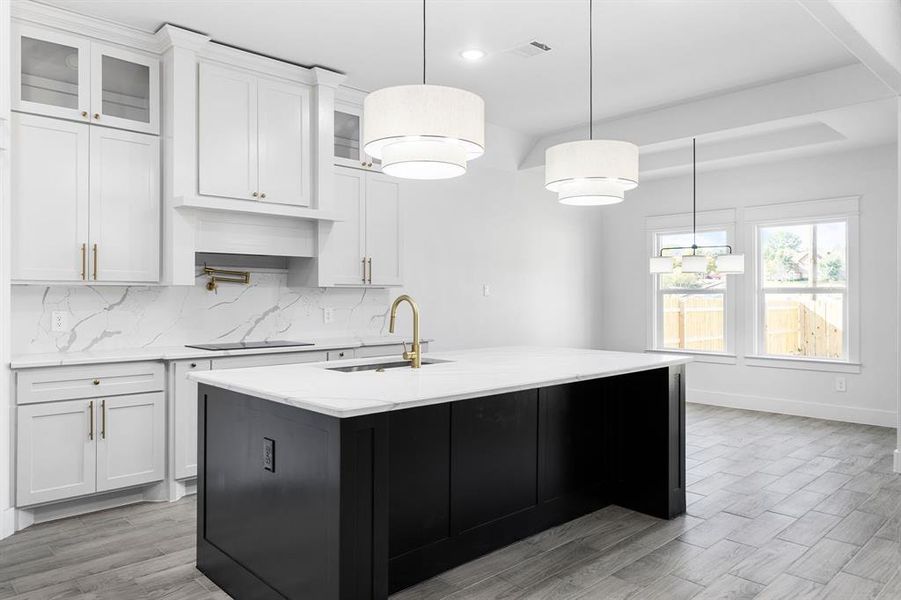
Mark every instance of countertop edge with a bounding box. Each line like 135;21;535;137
191;352;691;418
10;338;433;369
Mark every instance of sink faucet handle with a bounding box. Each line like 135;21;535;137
402;340;410;360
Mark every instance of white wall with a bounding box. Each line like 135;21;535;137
397;164;604;351
599;145;898;427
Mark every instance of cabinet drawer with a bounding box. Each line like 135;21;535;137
326;349;355;361
17;361;164;405
211;351;328;370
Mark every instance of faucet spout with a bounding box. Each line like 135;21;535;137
388;295;421;368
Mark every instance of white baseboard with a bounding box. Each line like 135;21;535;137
894;449;901;474
690;388;896;428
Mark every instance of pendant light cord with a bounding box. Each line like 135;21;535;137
422;0;427;85
589;0;593;140
692;137;697;252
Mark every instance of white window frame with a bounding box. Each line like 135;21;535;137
647;209;739;362
745;196;860;371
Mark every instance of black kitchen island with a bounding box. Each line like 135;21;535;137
189;347;689;600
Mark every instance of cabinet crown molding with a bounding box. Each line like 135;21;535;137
155;23;211;52
13;0;163;54
312;67;347;89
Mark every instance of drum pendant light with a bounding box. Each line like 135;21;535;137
363;0;485;180
545;0;639;205
648;138;745;275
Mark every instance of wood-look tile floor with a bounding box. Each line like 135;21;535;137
2;404;900;599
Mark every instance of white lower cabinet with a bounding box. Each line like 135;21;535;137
173;360;210;480
17;399;96;506
17;392;164;506
96;393;165;492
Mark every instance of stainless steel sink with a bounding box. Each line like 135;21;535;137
327;359;449;373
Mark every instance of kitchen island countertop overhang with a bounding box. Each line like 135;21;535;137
187;345;691;417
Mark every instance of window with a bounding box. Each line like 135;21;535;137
756;220;848;360
653;228;732;354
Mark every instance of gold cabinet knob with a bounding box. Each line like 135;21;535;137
190;362;197;368
92;379;100;385
251;191;258;197
93;113;99;119
81;111;88;118
260;193;266;199
361;161;366;166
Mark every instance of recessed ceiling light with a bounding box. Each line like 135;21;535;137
460;49;486;61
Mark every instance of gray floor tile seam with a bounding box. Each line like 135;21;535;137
836;565;900;590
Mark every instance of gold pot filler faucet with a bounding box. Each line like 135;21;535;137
388;294;421;368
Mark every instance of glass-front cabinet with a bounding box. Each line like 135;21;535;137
334;102;380;171
13;24;159;134
90;45;158;134
14;25;90;122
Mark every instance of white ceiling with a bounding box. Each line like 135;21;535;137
35;0;858;137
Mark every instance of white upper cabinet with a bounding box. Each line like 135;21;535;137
13;24;159;134
198;63;311;207
89;126;160;282
11;113;89;282
198;64;257;201
258;79;311;205
365;173;403;286
334;102;380;172
325;167;367;284
90;44;159;134
11;113;160;284
14;25;90;122
311;166;402;287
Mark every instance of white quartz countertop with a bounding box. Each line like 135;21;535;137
10;336;428;369
187;346;691;418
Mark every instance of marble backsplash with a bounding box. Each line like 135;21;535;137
11;270;393;355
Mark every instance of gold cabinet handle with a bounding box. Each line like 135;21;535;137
367;257;373;284
361;257;367;283
92;244;98;280
81;243;87;280
101;400;107;439
88;400;94;440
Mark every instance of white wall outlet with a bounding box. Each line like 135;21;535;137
322;307;334;324
482;284;490;297
51;311;69;332
834;376;847;392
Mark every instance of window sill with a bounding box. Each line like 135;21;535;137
744;355;861;373
646;349;738;365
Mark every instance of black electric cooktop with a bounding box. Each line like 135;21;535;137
185;340;315;351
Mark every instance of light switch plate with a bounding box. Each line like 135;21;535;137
834;377;846;392
323;308;334;324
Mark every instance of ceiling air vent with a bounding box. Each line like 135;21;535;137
507;40;552;58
